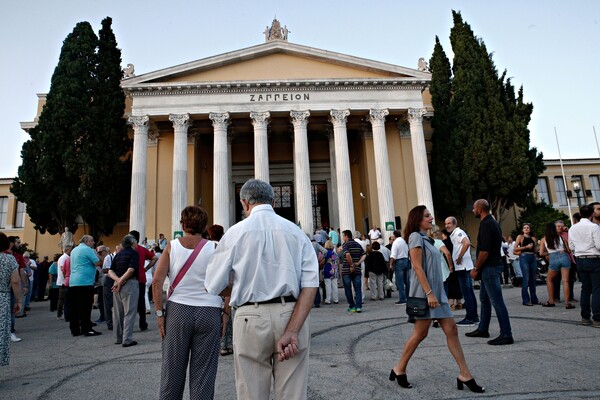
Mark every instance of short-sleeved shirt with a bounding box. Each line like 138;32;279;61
110;247;139;278
328;230;340;246
450;227;474;271
69;243;99;287
136;246;154;283
48;262;59;289
476;215;503;268
342;240;365;275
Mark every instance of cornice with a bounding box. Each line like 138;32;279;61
125;79;428;97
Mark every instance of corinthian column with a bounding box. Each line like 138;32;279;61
408;108;435;218
250;111;270;183
290;110;313;235
128;115;149;239
330;109;356;233
210;112;231;228
169;113;191;235
369;109;394;242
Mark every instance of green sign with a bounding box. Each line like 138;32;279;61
173;231;183;239
385;221;395;231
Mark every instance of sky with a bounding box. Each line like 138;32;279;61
1;0;599;178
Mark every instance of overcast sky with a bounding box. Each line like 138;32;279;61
1;0;599;177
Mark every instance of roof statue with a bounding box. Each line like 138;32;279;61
264;18;289;42
123;63;136;78
417;58;429;72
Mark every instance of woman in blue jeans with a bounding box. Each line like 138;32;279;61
515;224;539;306
539;223;575;309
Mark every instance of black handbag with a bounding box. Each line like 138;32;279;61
405;234;429;317
406;296;428;317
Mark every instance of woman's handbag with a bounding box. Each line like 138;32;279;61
406;296;428;317
405;234;429;317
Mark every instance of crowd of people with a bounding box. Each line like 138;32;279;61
1;180;599;399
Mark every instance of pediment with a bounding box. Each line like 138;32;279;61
122;41;430;87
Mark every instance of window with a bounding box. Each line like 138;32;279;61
0;197;7;228
536;178;550;204
590;175;600;202
14;201;26;228
554;177;567;206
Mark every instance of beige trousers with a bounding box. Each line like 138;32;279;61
233;301;310;400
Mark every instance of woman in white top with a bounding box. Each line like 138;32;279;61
539;222;575;309
152;206;224;400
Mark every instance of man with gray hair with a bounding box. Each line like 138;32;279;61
68;235;104;337
206;179;319;400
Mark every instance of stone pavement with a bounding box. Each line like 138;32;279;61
2;283;600;400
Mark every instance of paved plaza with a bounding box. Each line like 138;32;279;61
2;283;599;400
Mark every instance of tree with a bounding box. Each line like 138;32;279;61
514;196;570;239
429;36;463;220
12;18;131;241
12;22;99;235
78;17;131;240
429;11;544;223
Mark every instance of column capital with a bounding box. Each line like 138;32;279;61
128;115;149;129
169;113;191;129
368;109;389;126
250;111;271;128
407;108;427;124
187;126;199;145
360;123;373;140
290;110;310;128
323;127;334;141
209;112;231;129
329;109;350;127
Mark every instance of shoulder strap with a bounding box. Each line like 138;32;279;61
167;238;208;300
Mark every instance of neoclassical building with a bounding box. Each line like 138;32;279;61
121;21;434;244
9;20;438;256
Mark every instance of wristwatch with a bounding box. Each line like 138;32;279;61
156;310;164;317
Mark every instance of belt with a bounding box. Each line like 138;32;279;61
576;255;600;259
239;295;296;308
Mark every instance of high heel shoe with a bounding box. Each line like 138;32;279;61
389;369;412;388
457;377;484;393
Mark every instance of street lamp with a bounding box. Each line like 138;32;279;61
571;178;582;208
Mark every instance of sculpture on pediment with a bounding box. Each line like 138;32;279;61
417;58;429;72
123;63;135;78
264;18;289;42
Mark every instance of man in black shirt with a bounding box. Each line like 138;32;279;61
465;199;514;345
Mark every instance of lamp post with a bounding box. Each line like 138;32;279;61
572;178;583;208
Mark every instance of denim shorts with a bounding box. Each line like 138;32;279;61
548;252;571;271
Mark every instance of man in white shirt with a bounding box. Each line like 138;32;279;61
368;225;382;245
568;204;600;327
445;217;479;326
205;179;319;400
389;230;409;304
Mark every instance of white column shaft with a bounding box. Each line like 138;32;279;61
330;110;355;233
408;108;435;218
128;116;149;239
369;109;394;242
291;111;313;235
210;113;231;229
250;111;270;183
327;131;340;230
169;114;190;235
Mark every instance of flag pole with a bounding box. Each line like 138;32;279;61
555;127;573;223
594;126;600;159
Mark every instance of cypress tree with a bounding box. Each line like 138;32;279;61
429;36;462;220
78;17;131;240
12;22;99;234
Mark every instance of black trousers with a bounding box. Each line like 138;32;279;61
103;282;114;329
137;282;147;330
49;287;59;311
68;286;94;335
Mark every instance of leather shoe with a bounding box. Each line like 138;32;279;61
83;330;102;337
487;335;514;345
122;341;138;347
465;329;490;338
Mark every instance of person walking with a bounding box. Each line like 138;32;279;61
390;205;484;393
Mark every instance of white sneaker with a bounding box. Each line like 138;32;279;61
10;333;22;342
